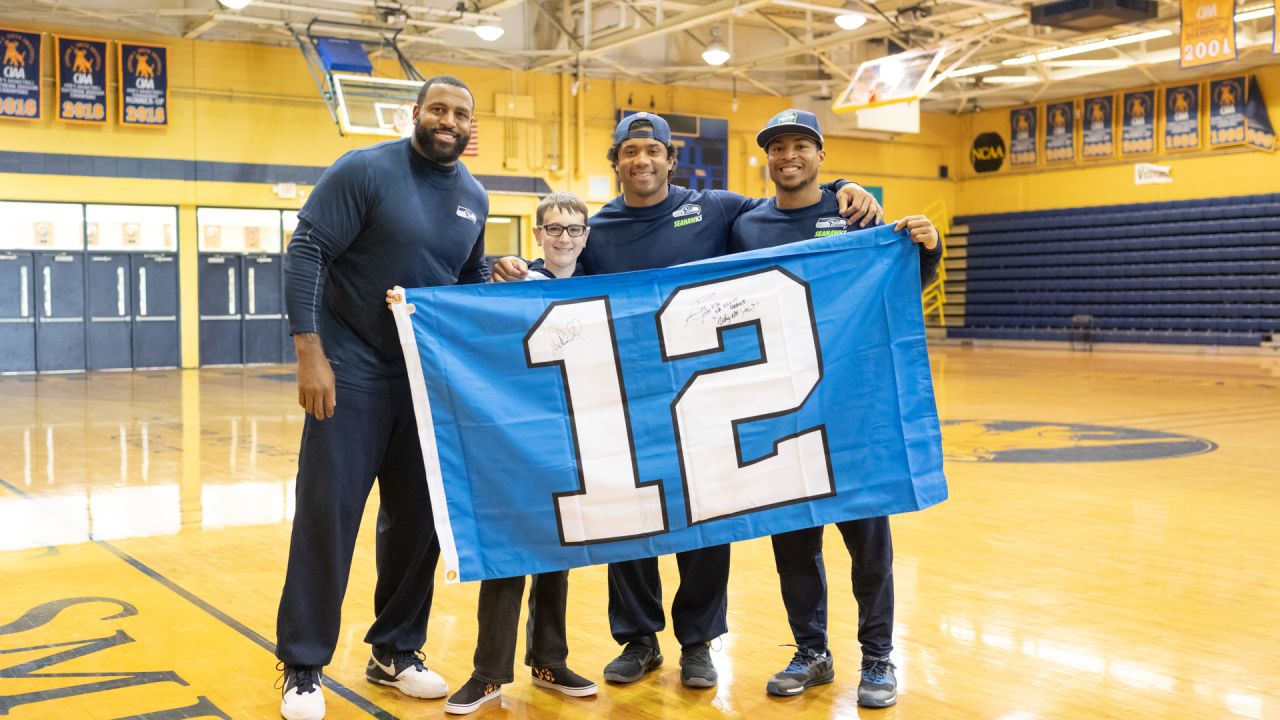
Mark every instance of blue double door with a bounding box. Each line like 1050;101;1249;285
86;252;181;370
0;251;178;373
198;253;292;366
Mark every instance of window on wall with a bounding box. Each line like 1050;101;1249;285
0;201;84;250
196;208;284;254
484;216;520;258
86;205;177;252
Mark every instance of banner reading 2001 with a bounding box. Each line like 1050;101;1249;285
1180;0;1236;68
0;28;42;120
393;227;948;582
119;42;167;127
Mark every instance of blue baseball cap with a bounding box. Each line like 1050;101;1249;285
613;112;672;146
757;109;824;148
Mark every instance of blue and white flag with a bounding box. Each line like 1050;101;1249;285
394;225;947;583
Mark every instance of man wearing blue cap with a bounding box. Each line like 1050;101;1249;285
492;110;883;689
730;108;942;709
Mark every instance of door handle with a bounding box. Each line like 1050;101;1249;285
19;265;29;318
227;267;236;316
116;266;126;316
139;266;148;317
248;266;256;315
42;265;52;317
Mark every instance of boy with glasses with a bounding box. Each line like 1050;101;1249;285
441;192;596;714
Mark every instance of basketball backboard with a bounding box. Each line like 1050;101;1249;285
832;47;947;114
331;74;422;137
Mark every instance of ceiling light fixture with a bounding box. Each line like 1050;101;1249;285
1003;29;1172;65
474;22;505;41
217;0;252;8
702;26;731;66
982;75;1042;84
1234;5;1275;21
944;63;998;78
834;10;867;30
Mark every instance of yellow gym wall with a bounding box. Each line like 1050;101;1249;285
952;64;1280;216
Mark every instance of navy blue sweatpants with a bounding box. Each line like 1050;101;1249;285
607;544;730;648
771;517;894;659
276;379;440;667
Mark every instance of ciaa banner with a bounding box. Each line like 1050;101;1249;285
393;225;948;582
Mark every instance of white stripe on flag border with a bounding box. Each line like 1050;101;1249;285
390;285;462;584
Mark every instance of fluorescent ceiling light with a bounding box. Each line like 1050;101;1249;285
1003;29;1172;65
983;75;1041;84
1044;59;1135;68
945;63;998;78
218;0;252;8
1235;5;1275;21
835;12;867;30
474;23;504;41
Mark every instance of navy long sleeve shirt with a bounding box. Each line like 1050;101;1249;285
729;189;942;287
285;138;490;389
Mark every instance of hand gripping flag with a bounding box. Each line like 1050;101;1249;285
393;224;947;583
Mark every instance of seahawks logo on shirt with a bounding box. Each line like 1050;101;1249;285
813;216;846;237
672;203;703;228
456;206;477;223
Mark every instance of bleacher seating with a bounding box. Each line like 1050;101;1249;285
948;193;1280;347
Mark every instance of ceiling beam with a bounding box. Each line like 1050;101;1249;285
529;0;775;71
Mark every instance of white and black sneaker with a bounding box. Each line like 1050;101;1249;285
365;647;448;699
444;677;502;715
279;664;325;720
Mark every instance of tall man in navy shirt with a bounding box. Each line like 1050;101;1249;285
730;109;940;709
275;76;489;720
492;112;883;689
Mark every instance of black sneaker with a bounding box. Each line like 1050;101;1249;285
602;637;663;684
444;677;502;715
679;642;717;688
857;656;897;708
278;664;325;720
766;646;834;696
532;666;598;697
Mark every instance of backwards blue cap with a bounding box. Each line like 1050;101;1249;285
613;112;673;146
757;109;824;148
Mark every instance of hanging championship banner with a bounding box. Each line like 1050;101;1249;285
1044;101;1075;163
0;27;42;121
119;42;167;127
1245;75;1276;151
1121;90;1156;155
1164;83;1201;151
1208;76;1246;148
1179;0;1236;67
56;36;107;124
1275;0;1279;54
1082;95;1115;159
393;227;947;582
1010;107;1037;165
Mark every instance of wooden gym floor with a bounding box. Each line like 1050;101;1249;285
1;346;1277;719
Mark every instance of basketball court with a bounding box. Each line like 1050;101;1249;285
1;1;1279;718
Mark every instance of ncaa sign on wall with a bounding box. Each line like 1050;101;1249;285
970;132;1006;173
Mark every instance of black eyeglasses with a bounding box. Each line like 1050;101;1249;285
539;224;588;237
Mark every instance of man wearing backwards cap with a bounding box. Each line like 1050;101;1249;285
492;111;883;690
730;108;941;709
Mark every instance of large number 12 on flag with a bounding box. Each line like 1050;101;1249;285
523;268;832;544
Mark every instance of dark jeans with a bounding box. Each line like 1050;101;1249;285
607;544;730;648
471;572;570;684
276;381;440;667
771;517;893;659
